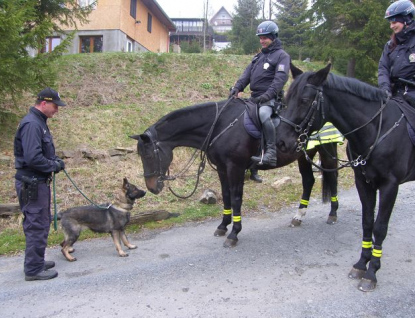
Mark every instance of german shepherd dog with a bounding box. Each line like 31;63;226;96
58;178;146;261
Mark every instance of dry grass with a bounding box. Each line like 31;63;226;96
0;53;355;246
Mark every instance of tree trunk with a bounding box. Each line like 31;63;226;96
347;58;356;78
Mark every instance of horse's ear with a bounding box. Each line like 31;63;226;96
129;135;140;140
290;62;303;79
129;134;151;142
309;63;331;86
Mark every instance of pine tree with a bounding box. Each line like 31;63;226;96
274;0;310;61
306;0;390;83
230;0;261;54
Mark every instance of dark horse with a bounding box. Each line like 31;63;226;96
277;63;415;292
130;98;339;247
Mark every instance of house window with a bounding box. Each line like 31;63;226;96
42;37;61;53
79;0;96;9
80;36;103;53
147;13;152;33
126;37;133;52
130;0;137;19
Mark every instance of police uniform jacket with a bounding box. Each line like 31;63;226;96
378;22;415;98
14;107;59;180
234;39;290;99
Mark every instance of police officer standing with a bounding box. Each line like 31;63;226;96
14;87;66;281
229;21;290;167
379;0;415;105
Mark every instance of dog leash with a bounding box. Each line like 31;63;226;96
51;169;112;231
53;173;58;231
62;169;111;209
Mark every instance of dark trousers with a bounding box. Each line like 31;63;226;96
15;180;52;276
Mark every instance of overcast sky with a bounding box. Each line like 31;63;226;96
156;0;238;19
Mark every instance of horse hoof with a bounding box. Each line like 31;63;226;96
348;268;365;280
358;278;377;292
223;238;238;248
326;216;337;225
214;229;227;237
290;219;302;227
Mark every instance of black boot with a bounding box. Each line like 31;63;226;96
249;169;262;183
251;118;277;167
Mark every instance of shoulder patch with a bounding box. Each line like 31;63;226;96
278;64;285;72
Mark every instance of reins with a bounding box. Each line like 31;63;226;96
165;97;236;199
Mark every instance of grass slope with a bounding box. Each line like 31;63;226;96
0;53;354;254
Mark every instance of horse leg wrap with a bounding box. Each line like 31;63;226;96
215;209;232;236
353;240;373;271
220;209;232;227
330;196;339;215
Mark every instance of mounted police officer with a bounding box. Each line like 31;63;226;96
229;21;290;167
14;87;66;281
379;0;415;106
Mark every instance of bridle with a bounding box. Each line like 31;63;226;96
279;82;404;171
279;83;325;152
140;127;174;181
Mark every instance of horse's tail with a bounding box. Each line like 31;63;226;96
320;143;339;203
321;170;337;203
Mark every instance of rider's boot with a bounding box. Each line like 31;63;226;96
251;118;277;167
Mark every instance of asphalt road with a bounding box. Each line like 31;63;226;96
1;182;415;318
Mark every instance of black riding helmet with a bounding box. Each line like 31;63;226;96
256;21;279;40
385;0;415;21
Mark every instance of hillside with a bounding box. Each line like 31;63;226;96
0;53;354;248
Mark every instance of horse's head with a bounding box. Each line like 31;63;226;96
129;128;173;194
278;63;331;154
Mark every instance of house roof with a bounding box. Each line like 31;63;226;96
209;6;232;23
143;0;176;31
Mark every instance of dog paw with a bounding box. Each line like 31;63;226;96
119;252;129;257
128;245;137;250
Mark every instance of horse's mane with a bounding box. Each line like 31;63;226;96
287;71;384;102
152;100;227;130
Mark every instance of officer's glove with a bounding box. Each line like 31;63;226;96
250;93;272;104
229;87;239;99
383;89;392;102
54;158;65;173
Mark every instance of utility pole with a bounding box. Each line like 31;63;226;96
203;0;209;52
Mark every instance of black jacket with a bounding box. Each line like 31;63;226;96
234;39;290;98
14;107;59;179
378;22;415;98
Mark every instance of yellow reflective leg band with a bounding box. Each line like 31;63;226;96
233;216;241;222
223;209;232;215
331;196;338;202
362;241;372;249
372;249;382;258
300;199;309;206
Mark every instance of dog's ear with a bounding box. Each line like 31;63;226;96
123;177;129;189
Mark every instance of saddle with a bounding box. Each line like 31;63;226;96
243;99;281;139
